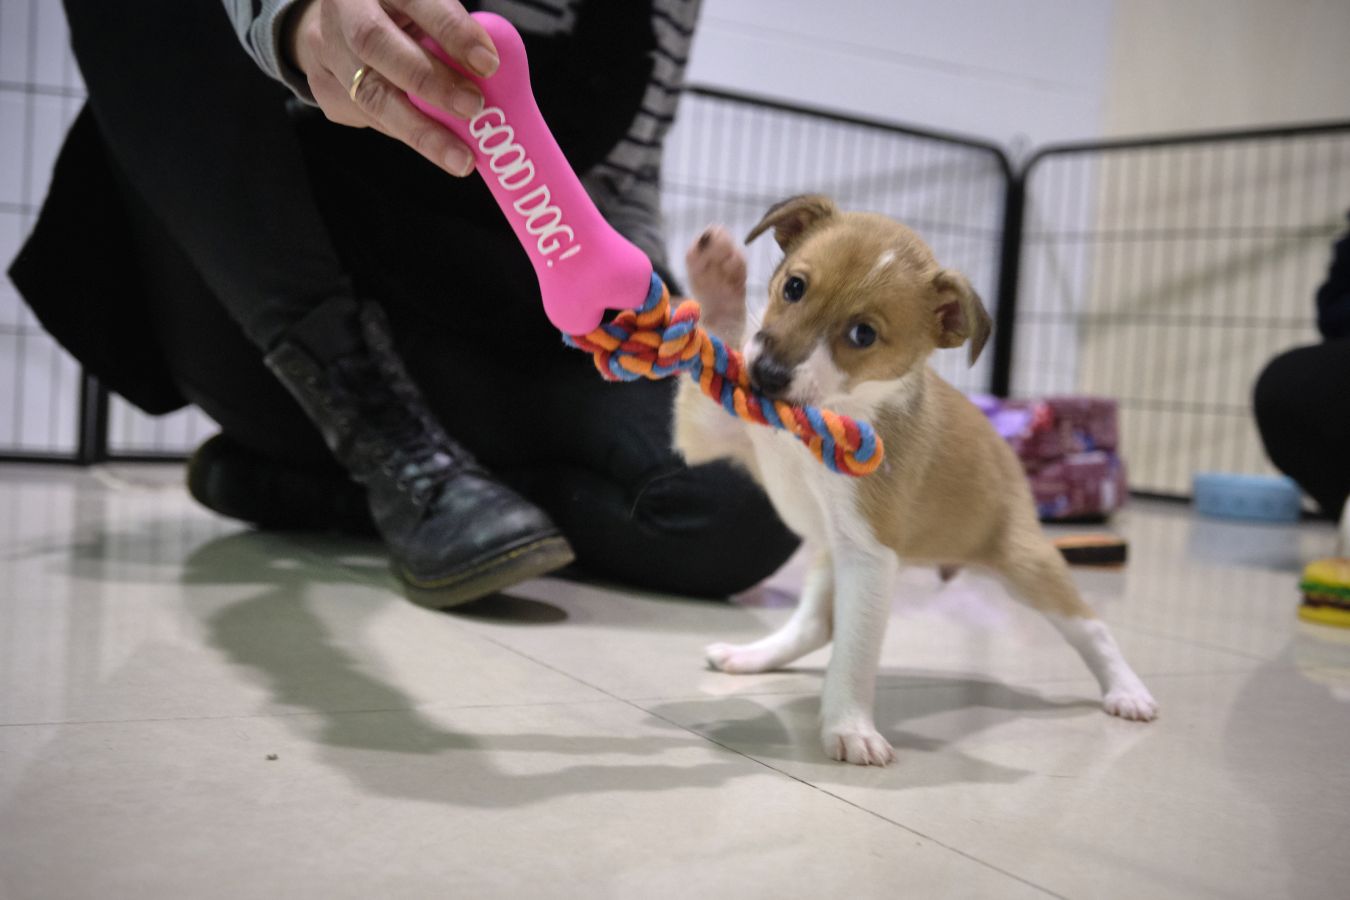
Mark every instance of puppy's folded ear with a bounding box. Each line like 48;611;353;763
745;195;839;251
932;269;992;366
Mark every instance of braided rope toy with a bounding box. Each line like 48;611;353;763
410;13;883;476
563;275;881;475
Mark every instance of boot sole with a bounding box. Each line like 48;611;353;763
399;535;576;607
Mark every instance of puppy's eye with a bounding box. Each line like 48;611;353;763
847;323;878;348
783;276;806;302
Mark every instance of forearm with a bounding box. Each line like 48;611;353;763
222;0;315;101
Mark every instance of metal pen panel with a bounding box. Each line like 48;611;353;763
1011;123;1350;498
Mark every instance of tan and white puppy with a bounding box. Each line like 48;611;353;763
675;195;1157;766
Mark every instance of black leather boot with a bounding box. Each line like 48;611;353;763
263;298;574;602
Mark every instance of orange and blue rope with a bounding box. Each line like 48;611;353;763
564;274;884;476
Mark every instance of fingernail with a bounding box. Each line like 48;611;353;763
450;88;483;119
446;146;474;177
468;45;499;77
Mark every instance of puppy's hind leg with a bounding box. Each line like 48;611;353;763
707;547;834;674
989;535;1158;721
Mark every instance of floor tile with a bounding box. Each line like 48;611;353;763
3;462;1349;899
454;565;1272;707
0;702;1049;899
654;663;1350;900
0;468;603;725
1056;503;1340;662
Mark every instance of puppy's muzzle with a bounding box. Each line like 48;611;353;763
749;334;794;399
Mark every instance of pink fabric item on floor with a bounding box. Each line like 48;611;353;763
974;395;1128;521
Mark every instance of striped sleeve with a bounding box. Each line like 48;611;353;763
584;0;702;277
223;0;317;102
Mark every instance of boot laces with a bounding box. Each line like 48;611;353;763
332;353;461;504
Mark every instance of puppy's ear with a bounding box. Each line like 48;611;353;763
745;195;839;251
932;269;992;366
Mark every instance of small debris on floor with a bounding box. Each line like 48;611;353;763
266;754;278;761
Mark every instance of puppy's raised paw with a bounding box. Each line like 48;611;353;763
685;225;747;343
1103;686;1158;722
705;641;774;675
822;723;895;766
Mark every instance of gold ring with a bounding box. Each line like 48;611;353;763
348;65;371;102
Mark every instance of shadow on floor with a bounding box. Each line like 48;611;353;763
648;674;1100;786
187;531;753;808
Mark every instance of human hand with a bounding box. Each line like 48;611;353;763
286;0;498;176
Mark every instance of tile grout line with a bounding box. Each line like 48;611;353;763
259;537;1298;673
616;661;1287;706
640;705;1068;900
0;697;622;730
465;629;1066;900
0;653;1292;731
1108;618;1291;664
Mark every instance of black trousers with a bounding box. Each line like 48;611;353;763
59;0;799;596
1254;340;1350;520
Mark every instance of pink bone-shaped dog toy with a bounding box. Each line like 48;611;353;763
408;13;652;334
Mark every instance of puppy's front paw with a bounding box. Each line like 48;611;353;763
705;642;773;675
822;722;895;766
1103;685;1158;721
685;226;747;342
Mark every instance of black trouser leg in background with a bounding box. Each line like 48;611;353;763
1254;340;1350;519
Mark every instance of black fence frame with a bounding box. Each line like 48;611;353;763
3;87;1348;479
994;118;1350;397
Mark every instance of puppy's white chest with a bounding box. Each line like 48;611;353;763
746;428;837;544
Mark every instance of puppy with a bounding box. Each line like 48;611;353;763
675;195;1157;766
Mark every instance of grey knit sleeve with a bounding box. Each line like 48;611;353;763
223;0;317;102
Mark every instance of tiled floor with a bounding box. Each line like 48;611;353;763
1;463;1347;899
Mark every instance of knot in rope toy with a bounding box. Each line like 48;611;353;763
565;275;883;476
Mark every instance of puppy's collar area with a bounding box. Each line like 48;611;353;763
564;275;885;476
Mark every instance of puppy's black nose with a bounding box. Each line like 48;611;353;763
750;354;793;399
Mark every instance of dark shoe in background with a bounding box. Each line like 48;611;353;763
262;299;574;603
187;433;373;535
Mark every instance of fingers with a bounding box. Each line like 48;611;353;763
338;0;485;119
398;0;498;77
352;69;476;174
289;0;498;177
309;67;368;127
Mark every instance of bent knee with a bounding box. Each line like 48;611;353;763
630;461;799;596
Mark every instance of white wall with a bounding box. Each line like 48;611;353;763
686;0;1117;148
1104;0;1350;136
688;0;1350;146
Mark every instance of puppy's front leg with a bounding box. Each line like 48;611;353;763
673;226;757;471
820;542;898;766
706;547;834;673
685;225;748;347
